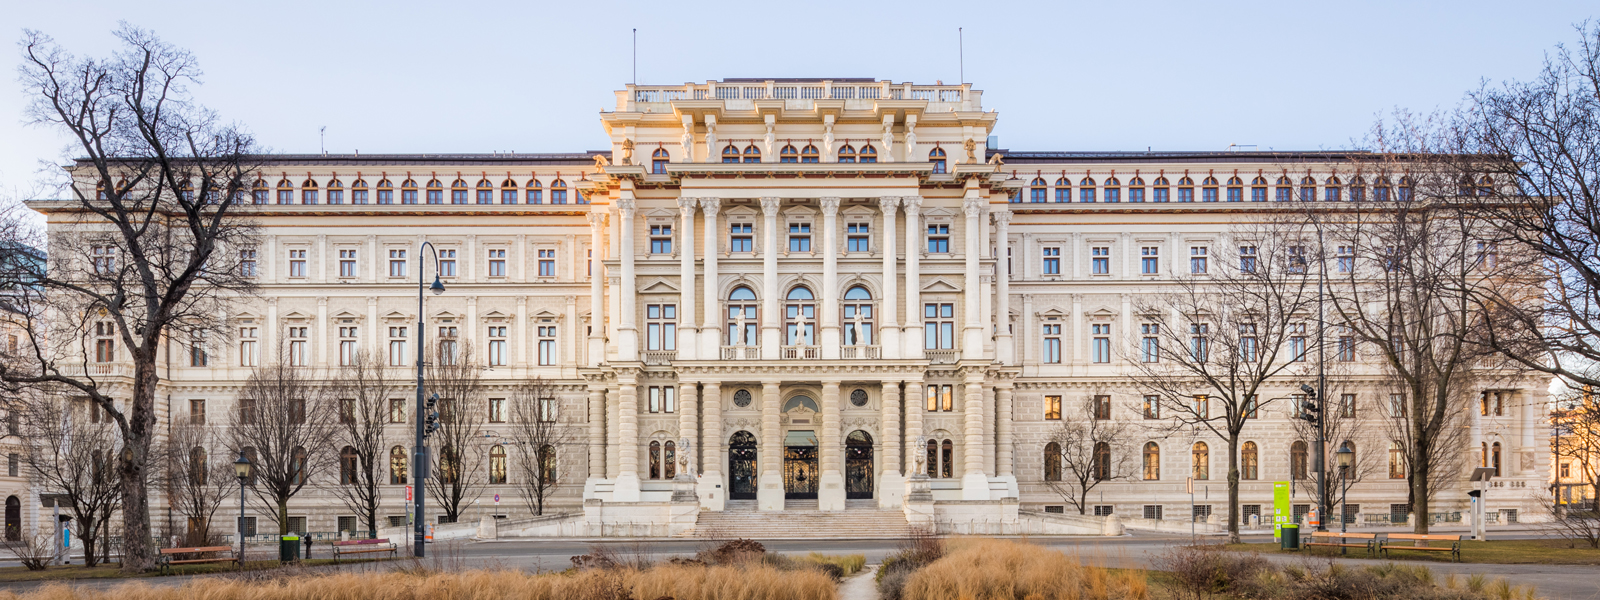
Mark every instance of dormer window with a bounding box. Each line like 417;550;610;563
780;145;799;163
837;144;857;163
801;145;820;163
722;146;741;164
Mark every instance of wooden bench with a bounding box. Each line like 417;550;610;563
1379;533;1462;561
332;538;398;562
1306;531;1378;555
157;546;238;573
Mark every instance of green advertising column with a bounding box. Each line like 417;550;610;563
1273;481;1291;540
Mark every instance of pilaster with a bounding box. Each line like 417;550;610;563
700;198;722;358
759;197;781;361
878;196;900;359
818;379;845;510
902;197;923;359
678;198;698;360
757;379;784;511
820;197;841;360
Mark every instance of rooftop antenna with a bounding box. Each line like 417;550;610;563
320;126;326;155
632;29;637;85
959;28;964;84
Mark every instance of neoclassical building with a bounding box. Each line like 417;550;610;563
27;78;1550;539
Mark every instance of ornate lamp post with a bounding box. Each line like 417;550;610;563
233;452;253;568
1335;444;1354;538
413;242;446;557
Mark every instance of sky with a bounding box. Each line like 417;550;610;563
0;0;1594;201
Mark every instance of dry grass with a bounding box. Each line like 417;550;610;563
797;553;866;577
899;539;1149;600
0;563;838;600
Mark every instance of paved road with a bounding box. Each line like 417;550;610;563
3;530;1596;599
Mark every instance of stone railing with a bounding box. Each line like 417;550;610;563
925;349;960;365
624;81;974;109
782;345;819;360
840;345;881;360
721;346;760;360
641;350;676;366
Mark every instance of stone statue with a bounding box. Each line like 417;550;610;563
964;138;977;162
594;153;610;169
620;139;635;166
988;152;1005;169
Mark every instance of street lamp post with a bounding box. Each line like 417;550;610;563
1335;444;1354;539
233;452;253;569
413;242;446;558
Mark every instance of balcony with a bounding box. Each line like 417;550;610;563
721;346;760;360
840;345;881;360
642;350;676;366
925;349;960;365
782;345;819;360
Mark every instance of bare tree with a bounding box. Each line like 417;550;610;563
1041;395;1135;515
226;360;336;539
329;351;399;538
1127;217;1323;543
0;26;260;571
17;394;122;567
1550;389;1600;547
163;418;236;547
424;344;486;524
507;378;573;516
1287;366;1388;522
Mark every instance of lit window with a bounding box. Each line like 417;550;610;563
925;384;954;412
1044;395;1062;420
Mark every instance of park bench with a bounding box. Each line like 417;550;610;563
1305;531;1378;555
157;546;238;573
332;538;398;562
1379;533;1462;561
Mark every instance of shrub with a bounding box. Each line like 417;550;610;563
895;539;1149;600
798;553;866;578
1156;543;1270;600
1165;545;1542;600
695;538;766;565
876;530;946;600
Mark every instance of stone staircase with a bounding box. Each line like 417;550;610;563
688;499;915;539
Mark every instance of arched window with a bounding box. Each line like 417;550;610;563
1044;442;1062;482
779;145;799;163
743;145;761;164
1275;175;1294;202
1104;177;1122;203
649;441;661;479
843;286;873;346
538;444;557;483
340;446;359;485
276;178;294;204
929;147;946;173
1241;441;1259;480
251;179;269;204
1250;176;1268;202
190;447;207;485
1128;176;1146;202
1054;177;1072;203
550;179;568;204
727;286;758;346
525;178;543;204
652;148;671;173
801;145;820;163
476;179;494;204
1143;442;1160;480
858;144;877;163
1191;442;1209;480
1152;176;1171;203
941;440;954;478
664;440;677;478
1030;178;1048;203
351;178;369;205
390;445;408;484
838;144;857;163
722;145;742;164
1093;442;1111;481
1079;177;1098;203
489;445;507;484
1291;440;1308;480
1477;175;1494;197
500;179;519;204
1348;176;1366;201
1491;441;1501;477
300;178;319;205
1388;441;1406;479
424;178;443;204
785;287;816;347
1196;175;1217;202
449;178;468;204
291;446;307;486
324;178;343;204
1299;176;1317;202
1324;176;1343;201
1397;176;1413;202
1175;176;1195;202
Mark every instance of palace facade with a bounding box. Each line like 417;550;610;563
21;78;1551;540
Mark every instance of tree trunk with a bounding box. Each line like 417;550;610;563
1412;459;1431;535
278;499;289;536
1227;434;1241;544
118;366;160;573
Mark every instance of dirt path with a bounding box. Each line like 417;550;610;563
837;565;879;600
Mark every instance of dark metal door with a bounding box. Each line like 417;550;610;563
845;430;874;500
729;432;757;500
784;446;818;499
3;496;17;541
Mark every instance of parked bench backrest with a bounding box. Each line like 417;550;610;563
1311;532;1376;540
336;538;391;546
1387;533;1460;541
160;546;232;554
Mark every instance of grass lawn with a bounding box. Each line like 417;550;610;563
1220;538;1600;565
0;557;396;582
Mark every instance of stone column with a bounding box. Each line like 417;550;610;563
614;371;641;502
586;386;606;491
587;212;607;367
617;199;639;362
996;384;1015;477
819;379;845;510
605;383;620;479
314;296;328;367
993;211;1014;364
960;370;989;500
679;381;698;474
962;197;985;357
903;197;923;359
820;198;841;360
758;380;784;511
698;382;724;510
879;380;904;508
760;197;781;360
677;198;698;360
700;198;722;358
878;197;900;359
903;381;924;476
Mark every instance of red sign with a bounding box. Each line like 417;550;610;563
405;485;413;502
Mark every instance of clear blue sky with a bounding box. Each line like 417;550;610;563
1;0;1594;199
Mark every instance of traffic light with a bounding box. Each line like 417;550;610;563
1300;383;1317;398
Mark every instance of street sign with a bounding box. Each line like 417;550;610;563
406;485;413;502
494;493;501;504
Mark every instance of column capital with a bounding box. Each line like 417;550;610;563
700;197;722;214
902;196;923;216
677;197;698;213
587;211;608;227
876;196;900;214
962;197;985;218
759;197;781;215
819;197;840;216
617;198;637;215
991;210;1012;225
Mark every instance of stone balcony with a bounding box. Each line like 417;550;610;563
617;79;980;113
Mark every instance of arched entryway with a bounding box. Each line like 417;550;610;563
4;496;19;541
784;428;819;500
728;431;757;500
845;430;874;499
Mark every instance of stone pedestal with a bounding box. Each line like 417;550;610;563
612;472;641;503
476;515;498;540
903;474;935;530
757;471;785;511
877;471;906;509
696;473;725;512
671;473;698;503
960;472;991;500
818;472;846;511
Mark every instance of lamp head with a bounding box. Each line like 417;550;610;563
1335;445;1354;469
233;452;253;481
430;277;446;296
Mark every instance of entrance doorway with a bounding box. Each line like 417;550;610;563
784;446;819;499
4;496;17;541
845;430;874;499
729;431;757;500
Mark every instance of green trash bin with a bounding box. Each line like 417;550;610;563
1280;524;1300;550
279;534;301;562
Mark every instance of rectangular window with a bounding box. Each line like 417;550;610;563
1226;187;1242;202
650;225;673;254
339;249;357;278
538;249;556;277
1044;395;1062;420
1251;187;1268;202
538;326;557;365
1337;335;1355;361
1143;395;1160;419
1239;245;1258;272
288;249;307;278
1142;505;1165;520
1336;245;1355;273
1140;323;1160;363
1193;394;1209;419
239;327;259;367
924;303;955;349
1289;322;1307;362
501;189;517;204
646;304;677;351
1091;324;1110;363
437;326;458;365
1243;395;1257;418
278;189;293;204
1475;241;1498;269
1042;324;1061;364
847;223;870;252
302;189;319;204
240;249;257;278
189;332;208;367
189;399;206;425
1128;187;1145;203
1339;393;1356;418
287;327;308;366
1105;188;1121;203
1238;323;1258;362
526;187;542;204
1042;247;1061;275
1141;246;1159;274
94;322;116;362
489;398;506;423
389;249;407;278
1389;393;1407;418
389;399;406;423
437;249;456;278
925;384;954;412
648;386;677;413
487;249;506;277
730;223;754;252
487;326;507;366
1091;247;1109;275
1287;245;1307;273
788;223;812;252
1093;395;1111;420
1177;187;1194;203
338;326;358;366
388;327;408;366
1189;246;1208;274
927;224;950;253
